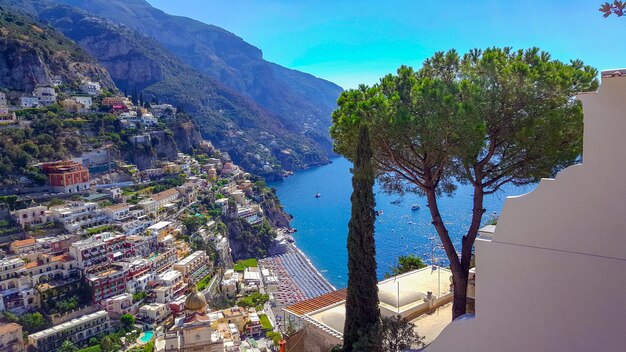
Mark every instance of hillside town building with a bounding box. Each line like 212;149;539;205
42;160;91;193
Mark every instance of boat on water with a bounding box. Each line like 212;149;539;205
411;203;420;210
375;210;383;216
314;193;321;198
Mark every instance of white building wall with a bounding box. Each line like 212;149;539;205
425;70;626;352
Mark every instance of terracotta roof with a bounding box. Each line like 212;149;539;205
184;312;210;324
602;68;626;77
151;188;179;202
105;203;129;211
11;238;36;248
24;261;38;269
284;289;347;316
51;254;73;263
0;322;21;335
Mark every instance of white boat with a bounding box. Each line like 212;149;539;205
411;203;420;210
314;193;321;198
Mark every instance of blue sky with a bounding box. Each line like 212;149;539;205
148;0;625;89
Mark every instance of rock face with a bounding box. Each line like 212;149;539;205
123;130;178;170
35;6;164;91
0;6;115;92
225;218;274;261
259;189;292;229
169;120;203;155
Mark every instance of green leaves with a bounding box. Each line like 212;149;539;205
331;47;598;195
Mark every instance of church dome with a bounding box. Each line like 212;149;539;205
185;287;208;312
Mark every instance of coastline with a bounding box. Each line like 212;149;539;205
289;241;336;292
261;229;335;308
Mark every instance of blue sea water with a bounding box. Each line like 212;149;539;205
270;157;535;289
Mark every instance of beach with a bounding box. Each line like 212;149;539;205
261;234;335;310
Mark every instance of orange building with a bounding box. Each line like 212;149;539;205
42;160;90;193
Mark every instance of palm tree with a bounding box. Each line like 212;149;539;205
59;340;78;352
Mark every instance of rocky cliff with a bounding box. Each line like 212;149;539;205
0;5;115;92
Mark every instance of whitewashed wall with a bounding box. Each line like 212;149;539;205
425;70;626;352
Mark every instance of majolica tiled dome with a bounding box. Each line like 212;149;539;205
184;287;207;312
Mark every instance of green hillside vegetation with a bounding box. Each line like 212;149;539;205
0;7;88;61
0;102;189;186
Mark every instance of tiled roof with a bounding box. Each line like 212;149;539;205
51;254;73;263
184;312;210;324
12;238;36;248
151;188;179;202
105;203;129;211
0;322;21;335
284;288;347;316
602;68;626;77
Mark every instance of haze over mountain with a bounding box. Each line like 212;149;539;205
55;0;343;156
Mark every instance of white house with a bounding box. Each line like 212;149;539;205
73;96;92;110
79;81;101;96
103;204;130;220
34;86;57;106
138;303;170;324
20;96;39;108
11;205;50;228
101;293;136;316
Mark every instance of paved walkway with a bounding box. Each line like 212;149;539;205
410;302;453;346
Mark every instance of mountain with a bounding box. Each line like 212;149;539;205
1;1;331;179
0;5;114;92
53;0;343;154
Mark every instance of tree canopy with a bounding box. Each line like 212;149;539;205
59;340;78;352
120;313;135;330
331;47;598;319
386;255;427;278
380;315;425;352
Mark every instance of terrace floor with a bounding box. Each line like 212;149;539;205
410;302;453;345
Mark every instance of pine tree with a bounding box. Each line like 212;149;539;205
139;92;144;107
343;126;381;352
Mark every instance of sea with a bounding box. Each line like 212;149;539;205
269;157;535;289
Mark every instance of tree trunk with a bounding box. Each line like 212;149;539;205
425;181;486;320
451;266;469;319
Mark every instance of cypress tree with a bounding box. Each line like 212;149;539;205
131;88;138;106
343;126;381;352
